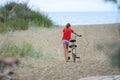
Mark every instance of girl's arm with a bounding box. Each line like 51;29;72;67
73;32;82;37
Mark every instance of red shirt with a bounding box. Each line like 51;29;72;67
62;28;74;41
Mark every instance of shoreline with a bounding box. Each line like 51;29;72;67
56;23;120;27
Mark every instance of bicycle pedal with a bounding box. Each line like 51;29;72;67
68;51;71;53
68;57;70;60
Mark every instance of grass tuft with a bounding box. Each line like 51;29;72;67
0;41;42;57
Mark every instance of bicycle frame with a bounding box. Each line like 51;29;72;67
69;36;80;62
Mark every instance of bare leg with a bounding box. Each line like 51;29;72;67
63;44;69;62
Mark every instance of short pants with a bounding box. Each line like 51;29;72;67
62;40;69;44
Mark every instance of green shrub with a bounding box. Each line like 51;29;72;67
0;2;54;30
6;19;28;30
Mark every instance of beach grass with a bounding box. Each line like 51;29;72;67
0;41;56;61
0;41;42;57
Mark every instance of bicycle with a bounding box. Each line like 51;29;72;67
69;35;82;62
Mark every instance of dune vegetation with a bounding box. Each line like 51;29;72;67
0;2;54;33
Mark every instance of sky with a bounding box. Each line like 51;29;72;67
0;0;118;12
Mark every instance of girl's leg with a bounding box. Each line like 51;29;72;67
63;44;69;62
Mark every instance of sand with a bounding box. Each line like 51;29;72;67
0;23;120;80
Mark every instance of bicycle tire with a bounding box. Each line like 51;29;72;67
72;48;76;62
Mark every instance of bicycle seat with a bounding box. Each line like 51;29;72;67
69;44;77;48
70;39;76;42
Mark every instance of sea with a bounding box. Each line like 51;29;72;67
46;11;120;26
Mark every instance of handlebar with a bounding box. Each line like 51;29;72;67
70;39;76;42
70;35;82;43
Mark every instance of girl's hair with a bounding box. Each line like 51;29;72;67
66;23;71;28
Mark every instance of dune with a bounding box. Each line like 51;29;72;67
0;23;120;80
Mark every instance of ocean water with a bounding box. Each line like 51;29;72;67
46;12;120;25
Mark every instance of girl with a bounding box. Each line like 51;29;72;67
62;23;81;62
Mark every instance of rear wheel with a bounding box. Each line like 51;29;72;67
72;48;76;62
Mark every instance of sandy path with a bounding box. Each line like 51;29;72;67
0;23;120;80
